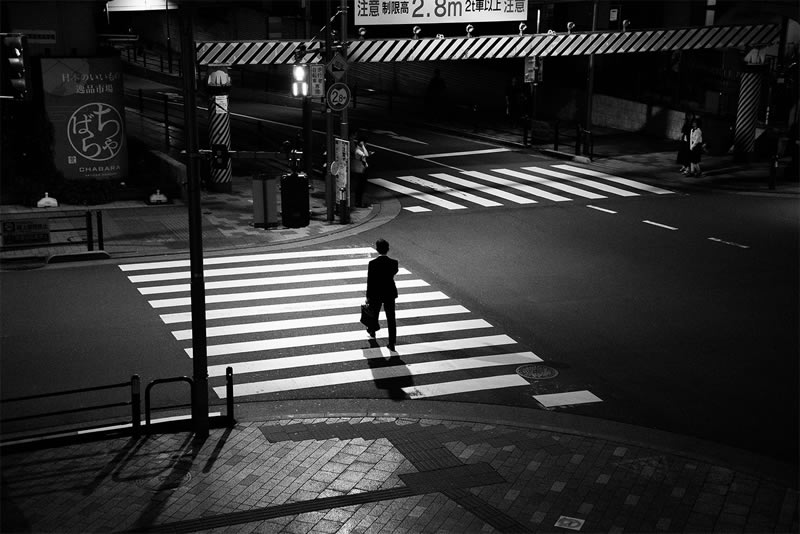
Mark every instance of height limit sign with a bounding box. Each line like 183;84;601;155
326;82;351;111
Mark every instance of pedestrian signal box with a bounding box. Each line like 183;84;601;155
292;64;309;97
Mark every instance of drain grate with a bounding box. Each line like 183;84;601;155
516;363;559;380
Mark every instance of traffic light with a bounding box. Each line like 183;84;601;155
210;143;230;170
1;34;30;100
292;64;308;97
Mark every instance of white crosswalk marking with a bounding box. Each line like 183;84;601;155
463;170;570;202
395;175;502;207
494;168;606;199
119;247;601;407
370;178;467;210
521;167;639;197
369;164;673;212
553;165;674;195
430;173;536;204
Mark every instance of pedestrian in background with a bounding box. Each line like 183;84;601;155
351;131;371;207
677;112;694;173
687;118;704;177
366;238;398;351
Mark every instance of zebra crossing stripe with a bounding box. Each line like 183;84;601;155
139;268;414;296
494;168;605;199
553;165;674;194
430;173;536;205
188;319;493;357
213;352;540;397
369;178;467;210
207;334;524;377
462;170;571;202
403;374;531;398
119;247;376;272
128;258;370;284
148;278;428;308
160;291;450;324
171;305;470;340
395;175;502;207
522;167;639;197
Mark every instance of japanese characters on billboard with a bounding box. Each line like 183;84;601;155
41;57;128;181
354;0;528;26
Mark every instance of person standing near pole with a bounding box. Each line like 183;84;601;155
366;238;398;351
351;131;370;208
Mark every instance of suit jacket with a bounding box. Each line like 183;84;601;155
366;254;398;302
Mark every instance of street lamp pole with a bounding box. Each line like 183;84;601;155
179;1;209;438
584;0;598;156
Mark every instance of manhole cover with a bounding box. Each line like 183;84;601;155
516;364;559;380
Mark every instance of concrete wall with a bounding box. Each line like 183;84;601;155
591;94;685;140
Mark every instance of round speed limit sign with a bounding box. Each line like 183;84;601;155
326;82;351;111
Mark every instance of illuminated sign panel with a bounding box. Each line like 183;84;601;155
354;0;528;26
41;57;128;181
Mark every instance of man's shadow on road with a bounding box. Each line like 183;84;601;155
364;339;412;401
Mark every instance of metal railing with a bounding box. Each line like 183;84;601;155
0;368;235;443
0;375;141;433
0;210;104;252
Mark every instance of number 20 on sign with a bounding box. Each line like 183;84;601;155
326;82;351;111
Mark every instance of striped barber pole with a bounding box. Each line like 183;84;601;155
209;95;232;192
195;24;779;66
734;70;763;156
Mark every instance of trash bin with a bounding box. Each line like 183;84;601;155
280;172;310;228
252;174;278;228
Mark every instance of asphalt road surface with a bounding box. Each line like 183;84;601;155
1;111;796;466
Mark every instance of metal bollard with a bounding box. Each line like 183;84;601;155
96;211;104;250
85;211;94;251
131;375;141;435
226;366;235;426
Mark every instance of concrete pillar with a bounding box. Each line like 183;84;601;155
733;66;764;161
207;67;233;193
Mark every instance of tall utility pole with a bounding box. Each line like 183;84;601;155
584;0;598;156
340;0;348;148
179;1;208;438
325;0;335;222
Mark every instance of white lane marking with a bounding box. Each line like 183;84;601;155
587;205;617;214
139;268;413;296
463;170;566;202
403;374;531;398
119;247;375;272
533;390;602;407
554;165;674;195
214;352;540;397
643;220;678;231
417;148;511;158
523;167;639;197
128;258;370;284
498;168;605;199
208;334;522;377
404;206;432;213
395;175;502;207
371;129;428;145
430;173;536;205
370;178;467;210
189;319;493;357
172;304;470;340
160;291;450;324
148;279;428;308
708;237;750;249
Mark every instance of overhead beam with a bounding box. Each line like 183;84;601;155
196;23;780;66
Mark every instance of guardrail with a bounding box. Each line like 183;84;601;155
0;375;141;434
0;368;235;445
0;210;104;252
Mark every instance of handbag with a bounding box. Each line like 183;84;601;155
360;302;379;330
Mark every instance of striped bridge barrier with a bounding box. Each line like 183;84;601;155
196;23;780;66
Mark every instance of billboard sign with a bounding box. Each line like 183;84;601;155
354;0;528;26
41;57;128;181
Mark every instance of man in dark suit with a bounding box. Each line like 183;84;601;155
366;238;398;350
